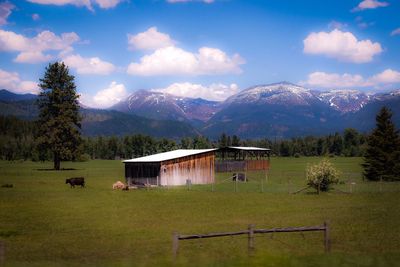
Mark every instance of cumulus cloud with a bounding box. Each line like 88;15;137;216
167;0;214;3
62;54;116;75
302;69;400;89
153;82;239;101
303;29;382;63
369;69;400;84
352;0;389;12
127;27;176;50
127;46;244;76
391;28;400;36
0;1;14;26
302;72;371;88
0;69;39;94
27;0;122;10
0;29;80;63
81;82;128;108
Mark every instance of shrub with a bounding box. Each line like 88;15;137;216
306;159;340;194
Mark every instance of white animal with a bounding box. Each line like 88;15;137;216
112;181;125;190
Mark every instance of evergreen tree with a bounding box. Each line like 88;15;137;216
36;62;82;170
362;107;400;181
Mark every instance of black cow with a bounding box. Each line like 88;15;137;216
66;177;85;188
232;173;246;182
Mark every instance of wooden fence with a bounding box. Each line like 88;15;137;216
173;222;330;258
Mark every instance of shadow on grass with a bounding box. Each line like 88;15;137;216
36;168;82;171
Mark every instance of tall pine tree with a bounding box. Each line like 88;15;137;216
362;107;400;181
36;62;82;170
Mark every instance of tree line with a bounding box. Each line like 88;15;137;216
0;114;368;161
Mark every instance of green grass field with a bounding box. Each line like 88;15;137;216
1;157;400;266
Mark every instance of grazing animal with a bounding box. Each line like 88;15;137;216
66;177;85;188
112;181;125;190
232;173;246;182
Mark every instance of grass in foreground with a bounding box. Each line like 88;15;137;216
0;157;399;266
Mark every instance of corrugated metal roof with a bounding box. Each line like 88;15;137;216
228;146;270;151
123;149;217;163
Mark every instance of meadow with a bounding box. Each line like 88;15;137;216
1;157;400;266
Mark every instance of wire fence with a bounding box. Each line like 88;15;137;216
177;170;400;194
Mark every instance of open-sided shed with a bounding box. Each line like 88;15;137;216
123;149;216;186
215;146;271;173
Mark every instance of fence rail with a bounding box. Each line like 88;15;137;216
173;222;330;258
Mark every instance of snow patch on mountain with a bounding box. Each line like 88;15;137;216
316;89;370;113
225;82;317;106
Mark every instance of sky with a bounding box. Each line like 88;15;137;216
0;0;399;108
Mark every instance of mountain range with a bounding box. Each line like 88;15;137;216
1;83;399;139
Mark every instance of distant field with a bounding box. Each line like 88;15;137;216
1;157;400;266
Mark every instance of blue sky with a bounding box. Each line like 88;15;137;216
0;0;399;107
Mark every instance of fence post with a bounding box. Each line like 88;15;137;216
248;224;255;252
324;221;330;253
261;179;264;193
173;232;179;259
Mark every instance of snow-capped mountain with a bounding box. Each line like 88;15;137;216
104;82;400;138
110;90;220;123
315;89;371;113
225;82;318;106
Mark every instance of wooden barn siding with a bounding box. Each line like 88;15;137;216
246;159;270;171
215;159;270;172
160;152;215;186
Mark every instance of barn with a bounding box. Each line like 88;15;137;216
215;146;271;172
123;149;217;186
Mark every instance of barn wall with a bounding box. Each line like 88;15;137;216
215;159;270;172
159;152;215;186
245;159;270;171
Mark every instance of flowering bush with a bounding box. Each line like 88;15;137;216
306;159;340;193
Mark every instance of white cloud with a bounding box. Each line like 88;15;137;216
302;72;371;88
0;69;39;94
62;54;116;75
303;29;382;63
14;51;53;63
153;82;239;101
0;1;14;26
81;82;128;108
0;29;80;63
352;0;389;12
27;0;122;10
302;69;400;89
369;69;400;84
167;0;214;3
127;46;244;76
95;0;121;9
128;27;176;51
391;28;400;36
